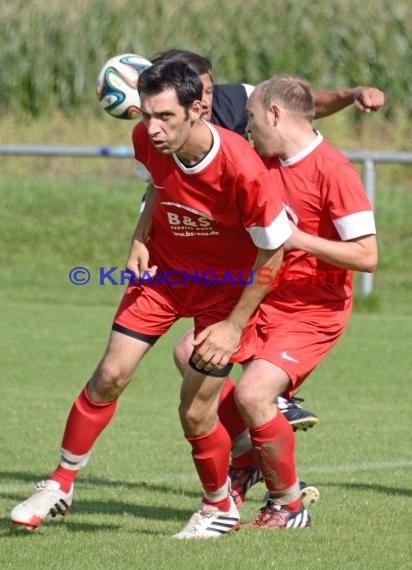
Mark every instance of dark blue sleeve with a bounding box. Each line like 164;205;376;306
211;84;249;138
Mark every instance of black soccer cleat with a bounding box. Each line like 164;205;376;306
278;396;319;431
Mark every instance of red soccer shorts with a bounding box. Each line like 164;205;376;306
252;298;352;397
113;281;258;363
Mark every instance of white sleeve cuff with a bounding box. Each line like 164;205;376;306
247;209;291;249
333;210;376;240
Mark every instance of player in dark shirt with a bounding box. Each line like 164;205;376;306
152;49;385;137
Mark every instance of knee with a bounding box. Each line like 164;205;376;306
178;400;198;430
234;384;267;422
173;332;194;375
178;400;211;437
89;358;132;400
234;385;254;416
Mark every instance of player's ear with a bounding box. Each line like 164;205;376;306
270;103;280;127
189;99;203;121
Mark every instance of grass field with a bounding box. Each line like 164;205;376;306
0;171;411;569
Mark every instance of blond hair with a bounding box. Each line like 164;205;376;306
258;75;315;121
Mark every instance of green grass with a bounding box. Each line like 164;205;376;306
0;173;411;569
1;170;411;313
0;303;411;569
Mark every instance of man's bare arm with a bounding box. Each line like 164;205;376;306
313;86;385;118
192;246;284;371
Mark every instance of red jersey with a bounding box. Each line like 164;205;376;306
133;121;290;279
262;133;376;309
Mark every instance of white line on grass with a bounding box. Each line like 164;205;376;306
302;459;412;474
159;459;412;482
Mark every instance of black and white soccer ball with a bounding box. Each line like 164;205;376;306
96;53;152;119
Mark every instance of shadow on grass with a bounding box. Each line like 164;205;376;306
0;470;198;499
3;471;412;505
72;499;192;521
1;493;193;523
0;470;198;530
0;516;120;537
1;503;186;539
1;516;176;539
82;477;199;500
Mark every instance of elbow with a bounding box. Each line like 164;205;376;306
361;252;378;273
358;237;378;273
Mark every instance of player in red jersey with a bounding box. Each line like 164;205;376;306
148;50;384;430
135;49;384;508
224;74;377;529
11;61;291;538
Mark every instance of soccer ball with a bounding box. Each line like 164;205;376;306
96;53;152;119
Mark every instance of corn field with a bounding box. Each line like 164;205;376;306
1;0;412;117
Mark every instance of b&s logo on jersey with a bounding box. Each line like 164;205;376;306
161;202;220;238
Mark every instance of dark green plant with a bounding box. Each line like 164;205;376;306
0;0;411;118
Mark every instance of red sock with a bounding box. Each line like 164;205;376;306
218;377;247;440
61;386;117;454
50;466;77;494
218;378;257;470
50;387;117;492
231;449;256;469
249;412;297;493
187;422;231;510
285;497;302;512
202;496;231;511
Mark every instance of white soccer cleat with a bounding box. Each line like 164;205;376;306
173;496;240;539
11;480;73;529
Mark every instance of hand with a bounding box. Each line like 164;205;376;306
125;239;157;282
191;320;243;372
352;86;385;113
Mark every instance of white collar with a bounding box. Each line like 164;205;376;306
279;131;323;167
172;121;220;174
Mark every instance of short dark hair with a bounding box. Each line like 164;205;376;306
150;49;212;78
138;60;203;109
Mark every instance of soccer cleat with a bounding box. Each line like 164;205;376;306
172;495;240;539
244;500;311;529
299;481;320;508
11;480;73;529
278;396;319;431
229;465;262;509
